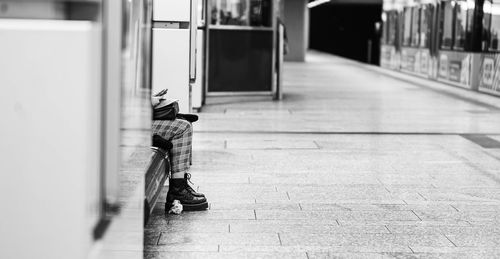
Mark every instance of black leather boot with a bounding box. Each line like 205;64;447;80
166;178;208;211
184;173;205;198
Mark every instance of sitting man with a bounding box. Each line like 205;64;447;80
152;97;207;211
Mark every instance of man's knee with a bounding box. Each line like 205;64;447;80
176;119;192;136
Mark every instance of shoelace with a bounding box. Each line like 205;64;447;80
185;173;196;191
185;173;194;184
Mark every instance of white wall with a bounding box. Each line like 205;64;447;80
0;19;101;259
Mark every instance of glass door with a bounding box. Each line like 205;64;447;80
207;0;276;94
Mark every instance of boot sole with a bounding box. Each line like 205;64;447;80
165;201;208;212
181;201;208;211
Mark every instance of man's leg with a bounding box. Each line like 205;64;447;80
153;119;192;178
152;119;207;211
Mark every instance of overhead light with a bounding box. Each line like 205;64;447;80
307;0;331;8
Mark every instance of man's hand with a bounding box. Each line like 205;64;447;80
151;96;163;107
154;89;168;97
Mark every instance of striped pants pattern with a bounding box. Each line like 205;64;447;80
152;119;192;174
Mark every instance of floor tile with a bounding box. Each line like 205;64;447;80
144;52;500;258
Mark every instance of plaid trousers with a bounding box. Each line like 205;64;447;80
152;119;192;174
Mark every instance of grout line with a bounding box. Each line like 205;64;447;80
230;147;320;151
408;245;415;254
411;210;423;221
417;192;428;201
444;234;458;247
196;130;500;136
385;225;392;234
254;210;257;220
156;233;162;246
277;233;283;246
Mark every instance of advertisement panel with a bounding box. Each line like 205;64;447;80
437;51;471;88
478;54;500;95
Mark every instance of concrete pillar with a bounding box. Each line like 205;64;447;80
283;0;309;62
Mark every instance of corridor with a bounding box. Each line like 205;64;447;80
145;51;500;258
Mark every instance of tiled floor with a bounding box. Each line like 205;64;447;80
145;52;500;258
